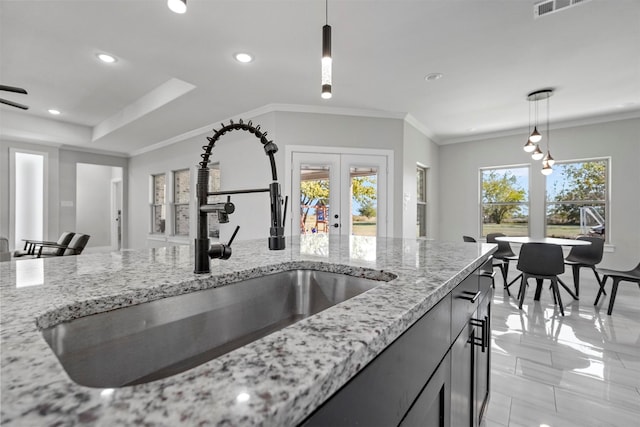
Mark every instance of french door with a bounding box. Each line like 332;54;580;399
291;152;388;237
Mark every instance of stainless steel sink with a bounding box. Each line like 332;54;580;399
42;269;387;388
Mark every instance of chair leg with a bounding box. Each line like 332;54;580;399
591;267;605;296
551;278;565;316
534;278;544;301
518;276;528;309
571;264;581;296
607;278;621;315
594;275;608;305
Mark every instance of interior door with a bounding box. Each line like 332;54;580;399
292;152;388;237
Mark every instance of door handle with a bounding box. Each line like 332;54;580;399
458;290;481;303
470;318;487;352
333;223;339;228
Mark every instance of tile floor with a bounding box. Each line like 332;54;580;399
482;268;640;427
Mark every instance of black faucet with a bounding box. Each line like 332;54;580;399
194;119;287;274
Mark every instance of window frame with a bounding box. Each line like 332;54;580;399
479;164;531;239
416;164;427;237
150;173;166;235
172;168;191;237
544;157;610;242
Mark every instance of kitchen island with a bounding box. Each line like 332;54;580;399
0;235;495;426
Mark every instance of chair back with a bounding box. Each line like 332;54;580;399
486;232;516;259
565;236;604;265
462;236;476;242
517;243;565;276
64;234;90;255
53;232;76;256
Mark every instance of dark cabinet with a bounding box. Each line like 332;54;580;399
400;354;451;427
451;290;491;427
301;258;493;427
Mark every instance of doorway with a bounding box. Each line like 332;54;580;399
290;150;390;238
76;163;123;251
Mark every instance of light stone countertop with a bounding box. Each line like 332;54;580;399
0;235;495;426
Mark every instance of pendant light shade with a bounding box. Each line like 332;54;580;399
523;139;536;152
321;24;332;99
531;144;544;160
321;0;332;99
541;160;553;175
168;0;187;14
529;126;542;143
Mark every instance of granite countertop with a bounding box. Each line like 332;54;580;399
0;235;495;426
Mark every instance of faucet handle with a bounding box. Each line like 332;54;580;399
208;226;240;260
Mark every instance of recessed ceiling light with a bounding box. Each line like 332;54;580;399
234;53;253;63
424;73;443;82
97;53;116;63
167;0;187;14
48;109;61;115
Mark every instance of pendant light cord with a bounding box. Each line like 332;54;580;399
546;96;550;151
325;0;328;25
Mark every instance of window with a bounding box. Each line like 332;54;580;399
152;174;166;233
417;165;427;237
481;166;529;237
173;169;190;236
545;159;608;240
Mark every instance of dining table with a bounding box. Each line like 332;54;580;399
495;236;591;301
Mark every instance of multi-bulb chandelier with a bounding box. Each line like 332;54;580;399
524;89;555;175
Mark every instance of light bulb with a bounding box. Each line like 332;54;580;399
321;56;332;99
541;163;553;175
545;151;555;166
529;126;542;143
167;0;186;14
531;145;544;160
523;139;536;152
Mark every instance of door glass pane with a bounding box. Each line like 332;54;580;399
350;167;377;236
15;152;44;247
300;164;330;234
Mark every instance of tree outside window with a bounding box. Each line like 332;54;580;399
546;159;608;240
481;167;529;237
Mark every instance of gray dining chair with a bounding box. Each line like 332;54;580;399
594;261;640;315
486;233;519;289
564;236;604;297
516;243;567;316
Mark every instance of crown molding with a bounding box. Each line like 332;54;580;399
440;108;640;145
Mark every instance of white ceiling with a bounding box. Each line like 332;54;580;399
1;0;639;156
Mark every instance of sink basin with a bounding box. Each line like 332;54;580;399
42;269;387;388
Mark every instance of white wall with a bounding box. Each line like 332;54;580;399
438;117;640;269
127;111;410;249
402;122;440;239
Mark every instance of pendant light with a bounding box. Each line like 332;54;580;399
531;144;544;160
168;0;187;14
321;0;332;99
526;89;555;175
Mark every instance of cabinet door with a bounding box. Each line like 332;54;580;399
400;354;451;427
450;323;474;427
475;296;491;425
